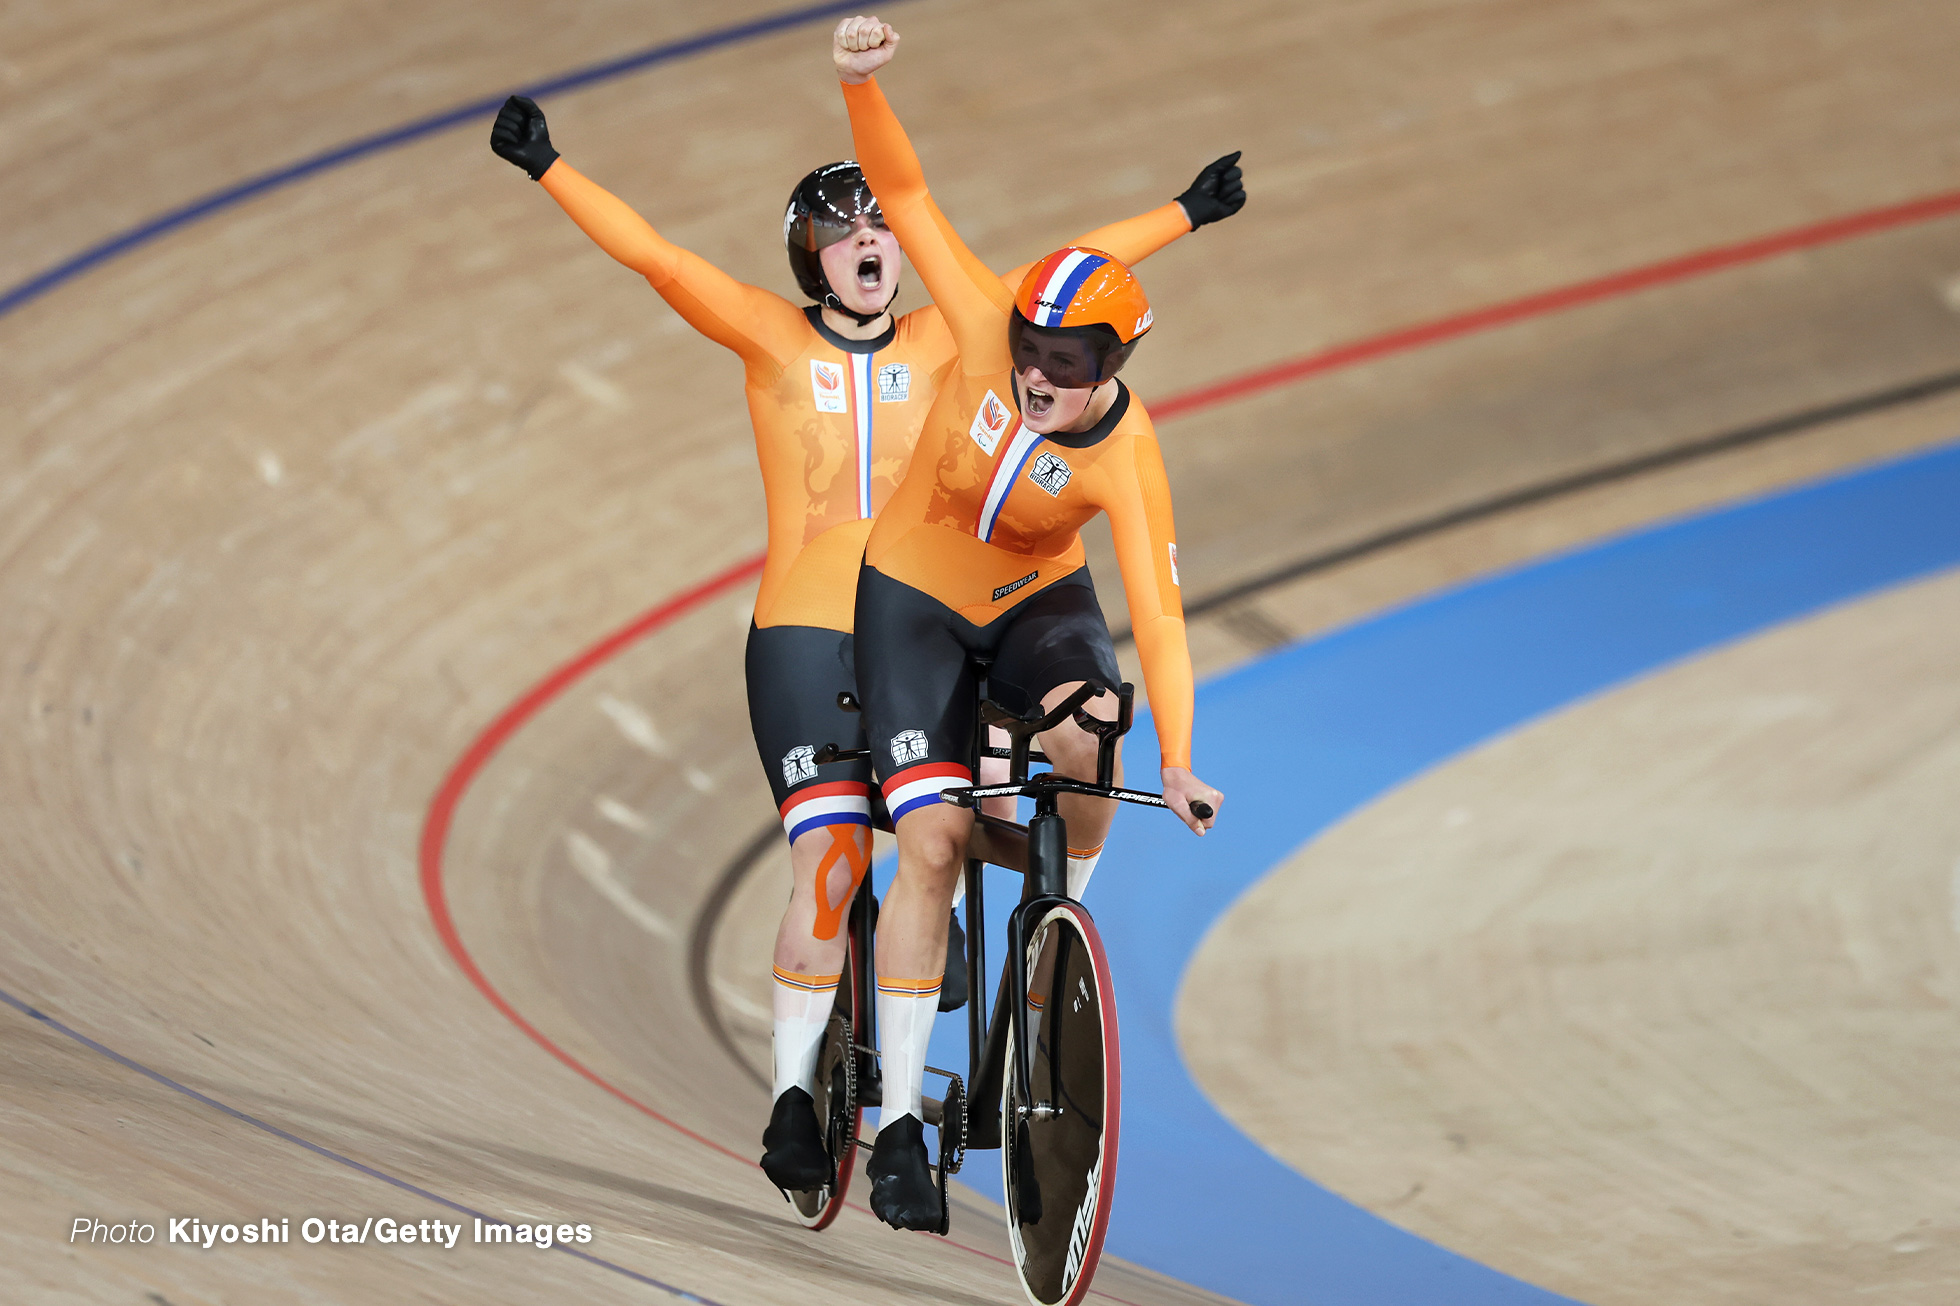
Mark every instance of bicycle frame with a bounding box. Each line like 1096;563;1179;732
946;672;1166;1150
820;670;1191;1152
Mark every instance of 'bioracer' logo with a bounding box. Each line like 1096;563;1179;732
782;745;817;786
1028;451;1072;496
890;730;929;765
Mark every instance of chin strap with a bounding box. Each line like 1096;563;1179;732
819;280;900;327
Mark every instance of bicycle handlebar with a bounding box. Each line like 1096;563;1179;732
826;679;1215;819
941;773;1212;822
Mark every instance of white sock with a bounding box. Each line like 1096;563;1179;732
771;966;840;1100
1067;842;1104;900
875;973;942;1129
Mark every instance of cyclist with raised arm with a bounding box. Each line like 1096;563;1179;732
830;16;1233;1230
488;95;1243;1198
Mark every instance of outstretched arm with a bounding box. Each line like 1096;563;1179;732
1000;153;1246;288
835;19;1014;374
1002;204;1190;291
491;96;807;369
535;159;683;283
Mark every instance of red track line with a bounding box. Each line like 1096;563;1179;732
418;555;764;1166
1150;185;1960;422
418;184;1960;1296
411;554;1126;1292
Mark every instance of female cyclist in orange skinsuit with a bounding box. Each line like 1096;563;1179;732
831;16;1237;1230
487;95;1244;1196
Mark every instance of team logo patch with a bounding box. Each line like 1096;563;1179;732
877;363;911;403
1168;542;1180;586
890;729;929;765
782;744;817;787
1028;451;1072;496
992;570;1039;602
969;389;1011;456
810;360;847;414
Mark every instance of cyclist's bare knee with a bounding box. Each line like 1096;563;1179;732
774;823;867;969
893;803;969;890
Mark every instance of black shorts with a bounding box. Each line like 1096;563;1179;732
745;623;877;842
853;564;1121;823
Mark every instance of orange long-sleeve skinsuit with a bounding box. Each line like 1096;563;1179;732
533;158;1193;846
840;77;1197;823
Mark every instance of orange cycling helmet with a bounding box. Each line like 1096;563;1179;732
1009;246;1153;388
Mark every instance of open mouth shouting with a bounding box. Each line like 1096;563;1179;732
1020;375;1056;420
856;253;883;292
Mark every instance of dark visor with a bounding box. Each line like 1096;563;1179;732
1008;311;1136;389
799;182;885;250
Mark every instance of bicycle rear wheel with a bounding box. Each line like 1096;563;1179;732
791;922;863;1229
1001;900;1120;1306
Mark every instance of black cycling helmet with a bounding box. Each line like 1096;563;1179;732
784;162;895;324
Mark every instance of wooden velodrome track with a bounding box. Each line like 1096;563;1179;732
7;1;1960;1302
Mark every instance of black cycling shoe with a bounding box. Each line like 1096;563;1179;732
866;1115;942;1231
760;1087;830;1192
938;910;968;1012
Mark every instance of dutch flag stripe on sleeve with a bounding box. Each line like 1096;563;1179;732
780;780;872;841
880;763;971;823
1029;251;1108;326
976;426;1045;543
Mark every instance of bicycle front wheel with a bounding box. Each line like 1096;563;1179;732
1001;900;1121;1306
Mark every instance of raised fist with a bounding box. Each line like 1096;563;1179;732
833;14;899;84
1175;151;1247;229
490;95;560;181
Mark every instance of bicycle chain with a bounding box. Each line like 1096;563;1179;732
831;1014;857;1188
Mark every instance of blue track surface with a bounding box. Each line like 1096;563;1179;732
920;438;1960;1304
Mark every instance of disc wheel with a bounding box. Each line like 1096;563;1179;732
1001;901;1120;1306
790;929;863;1229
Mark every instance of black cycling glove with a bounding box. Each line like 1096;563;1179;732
1175;151;1246;229
490;95;560;181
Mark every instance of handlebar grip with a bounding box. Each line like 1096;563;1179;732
1189;800;1215;821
